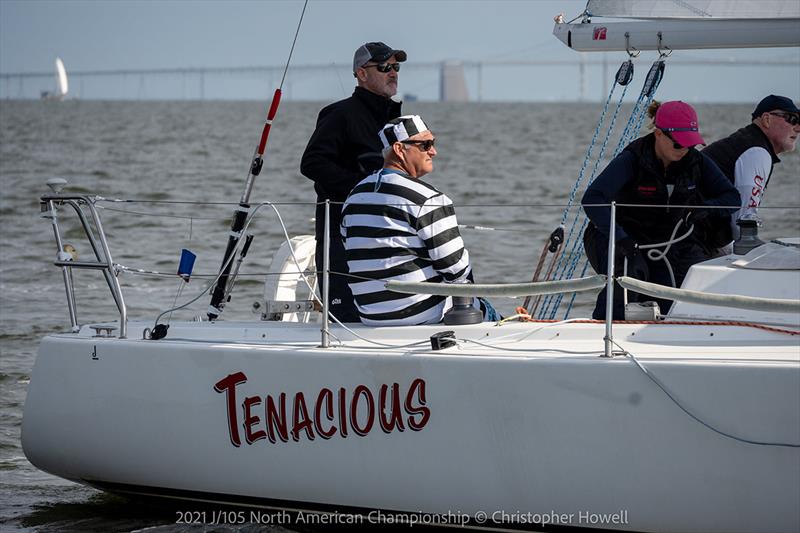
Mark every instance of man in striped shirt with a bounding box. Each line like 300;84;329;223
341;115;473;326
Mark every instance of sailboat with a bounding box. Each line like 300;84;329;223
21;2;800;532
40;57;68;100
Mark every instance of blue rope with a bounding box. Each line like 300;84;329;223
542;59;666;320
563;258;592;319
559;78;619;227
538;67;632;319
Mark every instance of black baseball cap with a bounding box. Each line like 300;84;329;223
353;42;407;74
752;94;799;119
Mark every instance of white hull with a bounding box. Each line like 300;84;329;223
553;19;800;52
22;319;800;532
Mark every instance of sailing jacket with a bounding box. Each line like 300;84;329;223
301;86;402;203
702;123;780;234
301;87;402;236
582;133;740;247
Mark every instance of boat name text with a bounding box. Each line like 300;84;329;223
213;372;430;446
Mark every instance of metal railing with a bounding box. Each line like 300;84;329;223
41;193;128;338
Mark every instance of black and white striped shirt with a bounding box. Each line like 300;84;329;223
341;169;472;326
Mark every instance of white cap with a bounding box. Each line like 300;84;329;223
378;115;428;149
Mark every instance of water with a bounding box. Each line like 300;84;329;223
1;100;798;531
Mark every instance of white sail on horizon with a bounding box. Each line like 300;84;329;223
55;57;68;97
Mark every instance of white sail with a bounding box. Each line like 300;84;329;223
585;0;800;19
55;57;68;97
554;0;800;51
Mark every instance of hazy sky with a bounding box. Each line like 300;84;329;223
1;0;798;102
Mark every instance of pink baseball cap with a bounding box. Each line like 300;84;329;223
654;101;706;147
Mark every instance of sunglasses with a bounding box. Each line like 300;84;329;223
660;129;690;150
769;112;800;126
363;62;401;73
401;139;436;151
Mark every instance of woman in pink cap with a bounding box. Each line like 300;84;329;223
581;100;741;320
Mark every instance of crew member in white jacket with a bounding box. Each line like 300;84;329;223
703;94;799;244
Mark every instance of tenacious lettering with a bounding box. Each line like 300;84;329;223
213;373;431;447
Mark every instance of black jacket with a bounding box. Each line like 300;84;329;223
703;123;780;186
582;133;740;246
301;87;402;204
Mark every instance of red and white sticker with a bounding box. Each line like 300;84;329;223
593;27;607;40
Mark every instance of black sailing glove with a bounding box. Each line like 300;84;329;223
685;209;710;226
616;236;639;263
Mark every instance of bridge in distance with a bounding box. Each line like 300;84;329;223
1;57;795;102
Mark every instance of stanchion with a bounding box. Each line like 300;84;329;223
603;202;616;357
320;200;331;348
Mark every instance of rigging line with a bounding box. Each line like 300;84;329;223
582;79;633;189
186;200;517;350
549;194;739;317
545;221;591;318
551;210;689;320
97;198;318;206
331;62;348;97
328;270;390;283
256;205;436;350
615;339;800;448
540;63;632;317
167;280;185;324
562;257;592;320
117;265;319;278
337;201;586;208
172;197;344;347
547;59;667;320
156;199;323;325
559;61;624;226
279;0;309;90
152;202;274;326
481;318;591;345
97;198;608;209
641;220;696;288
97;205;225;220
344;339;433;350
458;224;531;233
457;337;598;355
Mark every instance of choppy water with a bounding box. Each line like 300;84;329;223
1;99;798;531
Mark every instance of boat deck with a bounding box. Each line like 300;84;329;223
62;319;800;365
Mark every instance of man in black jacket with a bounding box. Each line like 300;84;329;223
301;42;406;322
703;94;799;247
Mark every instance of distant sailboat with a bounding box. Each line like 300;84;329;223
40;57;68;100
